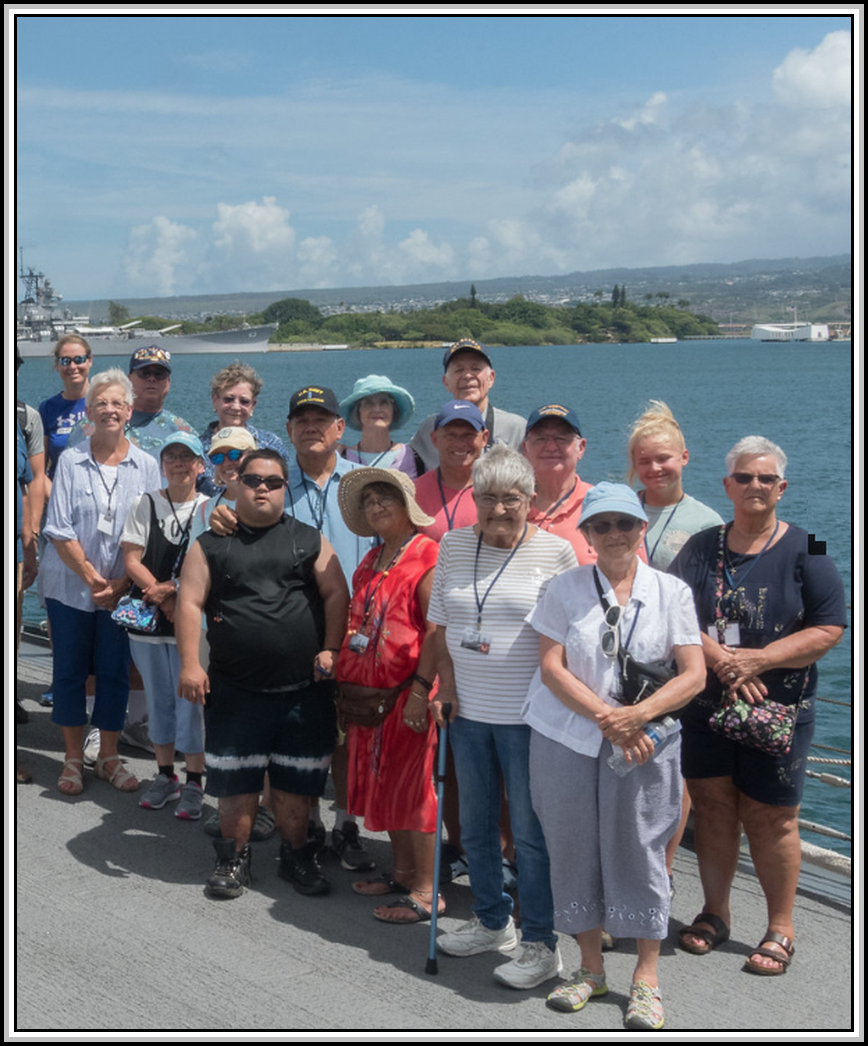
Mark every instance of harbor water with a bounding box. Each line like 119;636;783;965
15;338;853;855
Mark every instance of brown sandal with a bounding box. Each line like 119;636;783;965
678;912;730;955
58;757;84;796
95;755;139;792
744;932;794;976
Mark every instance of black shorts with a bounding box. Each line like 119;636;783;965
204;674;337;798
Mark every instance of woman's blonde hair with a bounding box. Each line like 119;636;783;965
210;360;263;399
627;400;685;485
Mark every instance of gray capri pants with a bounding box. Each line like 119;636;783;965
529;729;682;940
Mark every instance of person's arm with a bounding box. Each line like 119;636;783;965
539;635;612;722
21;484;38;590
404;568;437;732
209;502;238;536
122;544;177;607
175;540;211;704
312;536;350;680
430;625;459;725
27;451;46;544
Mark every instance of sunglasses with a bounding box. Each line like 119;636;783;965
730;473;780;486
601;604;622;659
58;355;90;366
587;517;642;535
239;473;285;491
136;368;170;380
209;448;245;464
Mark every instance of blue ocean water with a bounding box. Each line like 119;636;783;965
16;339;852;853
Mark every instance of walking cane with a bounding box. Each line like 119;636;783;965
425;701;451;974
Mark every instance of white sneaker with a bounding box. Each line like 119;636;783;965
82;728;100;769
493;940;563;989
437;915;517;957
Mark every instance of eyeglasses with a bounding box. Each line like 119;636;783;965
601;604;622;659
730;472;780;487
209;448;245;464
91;399;128;412
361;494;399;510
525;434;577;448
239;473;285;492
135;368;170;380
476;494;527;509
587;517;642;535
58;355;90;367
162;451;197;463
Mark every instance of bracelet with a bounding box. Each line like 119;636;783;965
412;673;434;692
408;690;429;702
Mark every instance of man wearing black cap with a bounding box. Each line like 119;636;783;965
409;339;526;474
523;403;596;565
67;345;195;460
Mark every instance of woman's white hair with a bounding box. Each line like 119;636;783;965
86;368;134;409
472;444;535;498
726;436;787;479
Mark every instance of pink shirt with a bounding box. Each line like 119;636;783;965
414;469;478;543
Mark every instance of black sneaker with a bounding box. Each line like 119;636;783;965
206;838;251;899
331;822;375;871
307;819;327;856
279;840;331;895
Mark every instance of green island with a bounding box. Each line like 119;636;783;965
109;288;720;348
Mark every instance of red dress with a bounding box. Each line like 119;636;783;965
337;534;439;833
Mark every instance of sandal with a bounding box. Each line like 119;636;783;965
95;755;139;792
678;912;730;955
352;872;412;896
744;931;794;976
372;893;445;924
625;980;665;1031
58;757;84;796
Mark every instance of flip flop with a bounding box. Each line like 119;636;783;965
679;912;731;955
372;894;445;924
352;873;412;897
744;932;794;976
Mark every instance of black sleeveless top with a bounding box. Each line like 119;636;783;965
199;515;324;692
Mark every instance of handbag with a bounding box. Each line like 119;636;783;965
111;595;160;634
708;695;797;756
336;679;413;728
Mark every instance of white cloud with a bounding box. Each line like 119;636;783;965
123;216;196;297
615;91;667;132
398;229;454;270
356;204;386;241
212;197;296;254
773;31;852;108
297;236;339;286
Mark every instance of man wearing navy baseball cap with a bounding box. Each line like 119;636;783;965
522;403;596;565
409;338;526;473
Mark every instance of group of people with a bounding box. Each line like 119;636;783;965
16;335;846;1030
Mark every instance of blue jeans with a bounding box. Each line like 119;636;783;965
46;599;130;731
449;717;556;947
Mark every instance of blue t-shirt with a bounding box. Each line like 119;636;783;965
39;391;88;478
17;421;33;562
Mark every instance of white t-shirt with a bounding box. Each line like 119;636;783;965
522;559;701;756
428;526;577;724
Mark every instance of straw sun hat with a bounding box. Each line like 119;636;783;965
338;467;434;537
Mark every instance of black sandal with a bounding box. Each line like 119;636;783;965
352;873;411;896
679;912;731;954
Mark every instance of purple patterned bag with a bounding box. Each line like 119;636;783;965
709;695;797;756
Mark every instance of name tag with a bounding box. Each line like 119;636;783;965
460;628;492;655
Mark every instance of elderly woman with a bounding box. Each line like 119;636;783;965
339;375;418;478
628;400;723;570
523;482;705;1029
199;361;289;495
670;437;846;976
429;445;577;989
335;468;441;922
42;368;160;795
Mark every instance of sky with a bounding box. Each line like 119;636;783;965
11;7;857;302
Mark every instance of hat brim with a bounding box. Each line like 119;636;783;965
339;385;415;431
337;467;434;537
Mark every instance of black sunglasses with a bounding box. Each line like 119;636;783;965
209;448;245;464
730;472;780;486
239;473;285;491
587;518;642;535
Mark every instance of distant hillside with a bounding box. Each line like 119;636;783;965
70;254;851;325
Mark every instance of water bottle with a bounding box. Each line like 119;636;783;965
606;716;681;777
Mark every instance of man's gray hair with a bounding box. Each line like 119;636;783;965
726;436;787;479
86;368;134;409
472;444;535;498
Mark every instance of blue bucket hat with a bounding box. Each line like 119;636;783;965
578;482;648;527
339;375;416;431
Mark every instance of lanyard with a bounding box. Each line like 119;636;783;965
723;520;779;590
91;452;119;521
473;523;528;628
436;469;473;532
641;492;684;567
359;534;417;629
301;469;337;531
536;478;577;529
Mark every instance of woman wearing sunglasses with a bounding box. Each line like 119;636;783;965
39;335;94;487
523;482;705;1029
670;438;845;978
198;361;289;496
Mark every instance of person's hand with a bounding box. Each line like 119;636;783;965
403;690;430;733
209;504;238;537
142;580;176;606
179;665;210;705
21;542;38;590
314;649;336;680
713;646;769;704
617;729;655;766
92;576;129;611
160;593;177;623
430;692;458;727
596;704;647;746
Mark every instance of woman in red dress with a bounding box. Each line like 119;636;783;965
336;467;442;923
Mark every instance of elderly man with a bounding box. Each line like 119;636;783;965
410;339;525;473
523;404;596;565
177;449;349;899
413;400;489;542
68;345;194;458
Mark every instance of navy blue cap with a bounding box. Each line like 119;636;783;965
288;385;341;419
442;338;492;370
525;403;583;438
433;399;486;431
